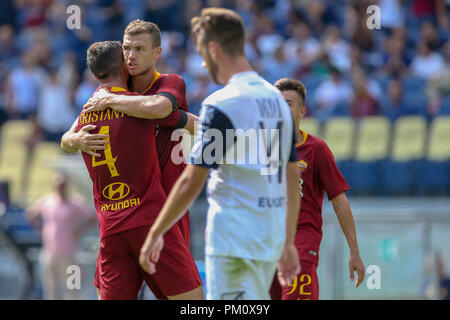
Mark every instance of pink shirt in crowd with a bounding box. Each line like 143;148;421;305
32;194;95;257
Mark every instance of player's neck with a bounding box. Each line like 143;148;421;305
100;78;128;90
296;128;305;145
131;68;157;94
221;56;253;84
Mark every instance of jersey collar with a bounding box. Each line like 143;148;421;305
296;130;308;148
143;70;161;94
227;71;258;84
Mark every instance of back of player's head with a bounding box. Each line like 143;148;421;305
124;19;161;48
274;78;307;106
191;7;245;57
87;41;123;81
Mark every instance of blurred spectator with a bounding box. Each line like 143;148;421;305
283;21;321;67
322;25;351;72
260;44;300;84
351;72;380;119
314;66;353;122
75;68;99;112
381;32;410;76
381;77;417;121
6;51;46;119
411;41;446;80
37;67;77;143
420;21;443;51
26;173;96;300
420;252;450;300
379;0;406;31
412;0;449;29
0;24;19;66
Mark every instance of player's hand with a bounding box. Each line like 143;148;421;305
82;89;111;113
349;253;365;288
139;232;164;274
277;243;301;287
74;125;108;157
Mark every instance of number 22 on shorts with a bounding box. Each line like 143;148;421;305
92;126;120;177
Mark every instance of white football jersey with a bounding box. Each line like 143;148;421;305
191;71;297;262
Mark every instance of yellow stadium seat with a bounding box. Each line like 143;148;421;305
428;116;450;161
391;116;427;161
27;142;64;203
323;117;356;161
0;120;34;203
300;117;321;138
355;116;391;161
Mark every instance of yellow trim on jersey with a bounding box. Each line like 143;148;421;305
296;130;308;148
144;71;161;93
110;87;128;92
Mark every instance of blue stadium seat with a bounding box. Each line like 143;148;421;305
379;160;415;196
402;76;426;93
341;161;378;196
437;95;450;116
331;102;350;117
416;161;450;196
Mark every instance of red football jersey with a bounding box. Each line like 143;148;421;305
77;86;181;239
143;72;188;192
296;130;350;265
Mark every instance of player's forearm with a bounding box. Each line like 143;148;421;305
61;119;80;153
332;193;360;255
150;164;208;238
184;113;199;135
285;162;300;245
107;94;172;119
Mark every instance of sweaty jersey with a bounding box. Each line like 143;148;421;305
191;71;297;262
77;86;185;239
295;130;350;265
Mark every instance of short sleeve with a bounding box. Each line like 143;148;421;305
155;74;187;112
190;104;235;169
317;141;350;200
152;109;188;129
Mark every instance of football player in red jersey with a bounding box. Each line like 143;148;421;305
270;78;365;300
61;41;202;300
62;20;203;300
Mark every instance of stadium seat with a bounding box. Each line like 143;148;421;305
379;160;415;196
416;161;449;196
0;120;34;203
428;116;450;161
323;117;355;161
355;116;391;161
27;142;64;203
300;117;321;138
437;95;450;116
342;160;378;196
391;116;427;161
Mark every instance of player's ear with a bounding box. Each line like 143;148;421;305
154;46;162;60
208;41;220;59
299;106;307;118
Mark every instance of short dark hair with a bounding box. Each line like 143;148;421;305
86;41;123;80
191;7;245;56
124;19;161;48
274;78;307;105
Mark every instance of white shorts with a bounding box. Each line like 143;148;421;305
205;254;277;300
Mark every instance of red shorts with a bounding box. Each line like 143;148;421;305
270;259;319;300
94;224;201;300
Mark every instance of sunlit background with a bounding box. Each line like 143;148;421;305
0;0;449;299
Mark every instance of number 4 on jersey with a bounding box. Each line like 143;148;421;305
92;126;120;177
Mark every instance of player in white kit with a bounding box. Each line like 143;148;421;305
139;8;301;300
